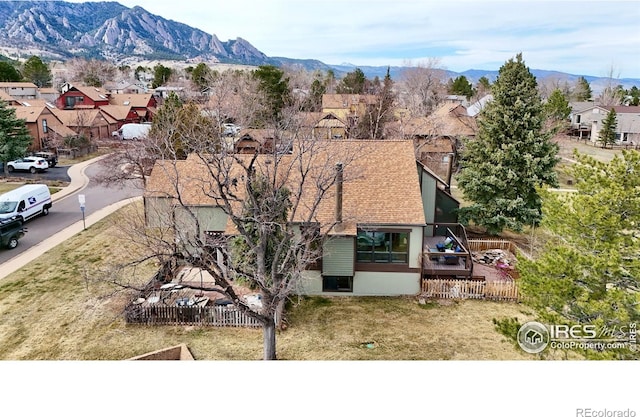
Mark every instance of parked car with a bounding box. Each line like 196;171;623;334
31;151;58;167
7;157;49;173
0;217;26;249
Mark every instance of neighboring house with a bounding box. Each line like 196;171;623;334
392;102;477;139
388;102;477;182
109;93;157;123
568;101;597;139
56;85;110;109
0;90;19;105
153;86;185;100
570;104;640;144
51;108;117;139
98;105;141;128
14;106;76;151
321;94;378;135
104;81;146;95
37;87;59;103
143;140;467;296
465;94;493;117
0;82;38;100
234;128;281;154
296;112;348;140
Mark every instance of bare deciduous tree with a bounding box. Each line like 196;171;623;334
91;86;365;360
397;58;448;117
596;65;625;106
67;58;117;87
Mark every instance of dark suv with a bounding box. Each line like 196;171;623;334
0;217;26;249
32;151;58;167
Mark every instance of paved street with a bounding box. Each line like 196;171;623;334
0;161;143;265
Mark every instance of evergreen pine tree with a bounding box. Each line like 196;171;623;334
0;100;32;175
519;151;640;359
456;53;559;234
573;76;592;101
598;108;618;148
448;75;474;98
21;56;52;88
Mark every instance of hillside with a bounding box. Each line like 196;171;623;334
0;1;637;89
0;0;271;64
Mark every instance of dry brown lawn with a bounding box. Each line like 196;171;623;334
0;202;539;360
554;134;623;163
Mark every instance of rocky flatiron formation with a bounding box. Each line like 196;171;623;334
0;1;270;64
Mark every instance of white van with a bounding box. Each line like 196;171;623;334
112;123;151;140
0;184;52;222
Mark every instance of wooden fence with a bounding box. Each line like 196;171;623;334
125;305;262;327
467;238;532;261
467;239;517;253
422;278;519;301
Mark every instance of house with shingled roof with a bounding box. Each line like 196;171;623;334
296;111;348;140
57;84;110;109
0;82;38;100
13;106;76;151
108;93;157;123
51;108;117;139
321;94;379;137
143;140;466;295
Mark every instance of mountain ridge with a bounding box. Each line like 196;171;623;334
0;1;637;89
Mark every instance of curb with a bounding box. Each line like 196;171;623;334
52;154;111;202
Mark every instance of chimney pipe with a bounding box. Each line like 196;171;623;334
335;163;343;230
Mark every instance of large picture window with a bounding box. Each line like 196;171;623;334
356;230;409;263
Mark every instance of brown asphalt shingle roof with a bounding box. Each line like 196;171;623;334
109;93;153;107
145;140;426;235
71;85;111;102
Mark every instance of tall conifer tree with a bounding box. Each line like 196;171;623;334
0;100;32;175
457;53;559;234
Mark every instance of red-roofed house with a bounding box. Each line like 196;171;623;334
57;85;110;109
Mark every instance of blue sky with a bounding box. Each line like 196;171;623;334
65;0;640;78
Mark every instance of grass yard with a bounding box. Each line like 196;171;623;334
0;181;63;196
0;202;535;360
554;134;623;163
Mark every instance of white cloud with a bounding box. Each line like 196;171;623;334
63;0;640;77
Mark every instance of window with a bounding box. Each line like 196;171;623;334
322;276;353;292
42;119;48;133
356;230;409;263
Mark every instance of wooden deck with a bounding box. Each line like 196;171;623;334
423;234;473;278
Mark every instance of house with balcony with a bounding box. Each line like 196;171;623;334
143;140;470;296
570;103;640;144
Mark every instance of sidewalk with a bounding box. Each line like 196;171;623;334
0;155;141;280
